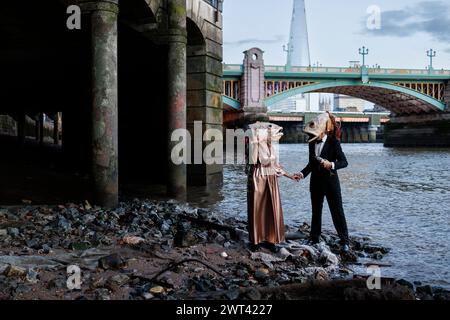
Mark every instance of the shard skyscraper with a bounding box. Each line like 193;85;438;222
287;0;311;68
271;0;311;112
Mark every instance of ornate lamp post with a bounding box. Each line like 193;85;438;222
359;46;369;67
427;49;436;71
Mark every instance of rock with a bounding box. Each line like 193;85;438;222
38;244;52;255
174;230;197;248
70;242;91;251
244;287;261;300
278;248;291;259
370;251;384;260
250;251;285;269
98;254;125;270
14;284;32;295
396;279;414;290
234;229;249;242
7;228;20;237
285;232;308;241
56;216;72;231
26;238;41;249
318;247;339;266
107;274;130;287
95;288;111;300
254;268;270;281
314;269;330;281
159;275;175;288
150;286;165;294
142;292;154;300
225;289;240;300
416;285;433;295
5;265;27;277
363;244;390;254
47;277;67;289
160;222;171;233
0;264;8;274
26;268;39;284
121;236;145;245
235;269;248;278
289;255;309;268
90;277;107;289
197;209;210;220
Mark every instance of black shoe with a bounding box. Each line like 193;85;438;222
249;243;261;252
307;238;319;245
266;243;280;253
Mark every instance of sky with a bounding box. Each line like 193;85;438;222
223;0;450;69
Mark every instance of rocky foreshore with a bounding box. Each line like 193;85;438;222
0;199;448;300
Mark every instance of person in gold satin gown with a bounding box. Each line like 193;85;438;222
245;123;297;252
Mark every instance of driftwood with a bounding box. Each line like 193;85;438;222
134;258;223;284
178;214;245;240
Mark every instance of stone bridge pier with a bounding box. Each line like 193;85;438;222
384;81;450;147
0;0;223;206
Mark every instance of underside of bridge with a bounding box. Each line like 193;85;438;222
0;0;224;206
314;86;440;116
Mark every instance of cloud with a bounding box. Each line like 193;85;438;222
224;34;285;47
364;1;450;45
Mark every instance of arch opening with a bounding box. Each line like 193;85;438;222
265;81;446;115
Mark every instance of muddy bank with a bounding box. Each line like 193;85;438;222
0;199;448;300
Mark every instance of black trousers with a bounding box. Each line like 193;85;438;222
310;182;349;244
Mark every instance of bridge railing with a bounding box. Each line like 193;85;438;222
224;64;450;76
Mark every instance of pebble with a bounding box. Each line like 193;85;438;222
7;228;20;237
107;274;130;287
98;254;125;270
220;252;228;258
5;265;27;277
150;286;165;294
26;268;39;284
142;292;154;300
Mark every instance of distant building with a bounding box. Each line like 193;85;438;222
319;95;332;111
372;104;388;112
334;94;365;112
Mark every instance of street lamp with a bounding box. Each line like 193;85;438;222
359;46;369;67
427;49;436;71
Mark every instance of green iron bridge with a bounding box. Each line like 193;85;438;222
222;48;450;116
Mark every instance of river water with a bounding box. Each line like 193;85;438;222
190;144;450;289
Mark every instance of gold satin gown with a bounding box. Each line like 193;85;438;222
247;124;286;245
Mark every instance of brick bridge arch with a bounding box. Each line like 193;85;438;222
264;80;446;115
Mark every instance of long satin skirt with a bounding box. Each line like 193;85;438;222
247;164;285;245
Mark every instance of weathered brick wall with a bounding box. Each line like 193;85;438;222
0;115;17;136
186;0;224;185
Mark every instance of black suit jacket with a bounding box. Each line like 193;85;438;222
301;136;348;192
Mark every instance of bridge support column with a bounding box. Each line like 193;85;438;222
186;17;224;187
385;114;450;147
354;127;362;143
167;0;187;198
368;125;379;143
17;111;26;145
38;112;45;147
89;1;119;208
360;127;369;143
53;112;60;145
241;48;268;123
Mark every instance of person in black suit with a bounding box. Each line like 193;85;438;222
294;113;350;252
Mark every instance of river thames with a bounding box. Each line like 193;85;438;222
190;144;450;289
